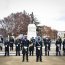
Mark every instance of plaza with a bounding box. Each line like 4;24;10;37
0;56;65;65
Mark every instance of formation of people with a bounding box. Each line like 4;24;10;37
0;35;65;62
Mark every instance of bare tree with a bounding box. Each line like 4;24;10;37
0;11;39;36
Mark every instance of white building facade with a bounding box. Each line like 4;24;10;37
57;31;65;41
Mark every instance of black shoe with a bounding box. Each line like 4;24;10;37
36;60;38;62
22;60;24;62
27;60;28;62
45;55;47;56
40;60;42;62
19;54;20;56
32;55;34;56
4;55;6;56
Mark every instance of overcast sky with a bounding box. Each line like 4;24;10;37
0;0;65;31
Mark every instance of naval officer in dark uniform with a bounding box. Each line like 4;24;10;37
22;36;29;62
29;37;35;56
55;37;62;56
0;37;3;50
63;39;65;56
4;38;9;56
43;37;51;56
36;37;42;62
9;37;14;51
15;39;20;56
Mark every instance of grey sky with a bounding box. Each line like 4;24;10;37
0;0;65;31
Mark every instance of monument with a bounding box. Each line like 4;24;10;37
27;12;37;40
27;24;37;40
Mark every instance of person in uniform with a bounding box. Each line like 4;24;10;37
0;37;3;50
47;37;51;56
63;39;65;56
20;38;23;50
9;37;14;51
22;36;29;62
44;37;51;56
55;37;62;56
4;38;9;56
15;39;20;56
36;37;42;62
43;38;46;46
29;37;35;56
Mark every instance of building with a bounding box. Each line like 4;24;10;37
57;31;65;40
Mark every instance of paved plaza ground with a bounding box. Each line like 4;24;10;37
0;56;65;65
0;43;65;65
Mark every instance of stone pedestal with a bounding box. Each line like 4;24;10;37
27;24;37;40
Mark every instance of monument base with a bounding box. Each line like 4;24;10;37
27;24;37;40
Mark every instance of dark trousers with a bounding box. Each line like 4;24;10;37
63;51;65;56
21;45;22;50
29;50;34;56
36;49;42;62
56;51;61;56
5;51;9;56
45;51;49;56
22;51;28;62
16;51;20;56
45;46;49;56
36;55;42;62
56;46;61;56
10;46;13;51
0;46;2;51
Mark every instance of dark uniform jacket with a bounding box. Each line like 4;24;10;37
22;39;29;54
9;38;14;47
56;38;62;50
56;39;61;51
29;40;34;51
0;37;3;43
15;40;20;51
63;39;65;51
36;41;42;56
4;40;9;51
44;39;51;51
43;38;46;46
